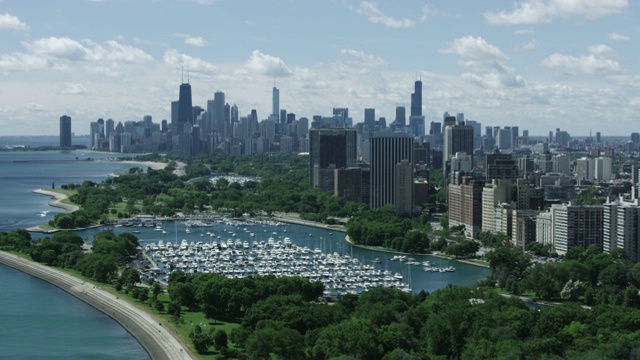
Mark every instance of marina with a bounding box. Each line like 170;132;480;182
77;217;491;295
144;237;412;297
47;215;492;295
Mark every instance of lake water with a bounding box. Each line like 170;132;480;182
0;150;149;359
0;149;491;358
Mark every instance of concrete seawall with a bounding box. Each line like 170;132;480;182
0;251;193;360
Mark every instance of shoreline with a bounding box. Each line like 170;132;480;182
0;251;192;360
343;235;491;270
269;212;347;232
27;189;82;233
32;188;79;212
270;212;491;270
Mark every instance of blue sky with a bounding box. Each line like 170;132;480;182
0;0;636;136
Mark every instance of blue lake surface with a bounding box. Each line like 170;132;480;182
0;149;491;358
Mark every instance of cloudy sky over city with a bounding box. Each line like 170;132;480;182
0;0;637;136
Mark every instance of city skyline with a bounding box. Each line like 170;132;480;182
0;0;637;136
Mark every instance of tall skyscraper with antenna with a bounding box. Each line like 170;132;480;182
409;77;425;136
411;78;422;117
177;70;193;132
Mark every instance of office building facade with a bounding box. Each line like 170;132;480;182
369;133;414;210
59;115;72;147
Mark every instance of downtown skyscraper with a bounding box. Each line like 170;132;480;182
411;79;422;117
369;132;414;211
309;128;357;192
59;115;71;147
272;86;279;117
177;81;193;132
409;79;425;136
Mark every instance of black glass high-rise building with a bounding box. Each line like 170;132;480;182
309;128;357;192
178;82;193;131
411;80;422;117
59;115;72;147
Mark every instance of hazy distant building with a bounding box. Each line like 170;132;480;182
171;101;179;129
272;86;279;117
214;91;226;138
552;154;571;176
595;157;612;181
576;157;595;182
364;108;375;132
59;115;72;147
392;106;406;128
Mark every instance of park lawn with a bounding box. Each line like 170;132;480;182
107;202;144;221
47;188;77;198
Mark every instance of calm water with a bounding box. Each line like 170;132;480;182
0;150;149;359
67;222;490;294
1;149;491;358
0;265;148;360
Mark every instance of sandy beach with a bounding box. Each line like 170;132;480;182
119;160;167;170
0;251;193;360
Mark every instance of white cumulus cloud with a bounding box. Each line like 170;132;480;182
541;45;621;75
440;36;508;62
0;13;29;31
522;40;539;50
21;37;153;64
245;50;292;78
184;36;207;47
339;49;387;68
61;82;89;95
0;52;48;71
24;37;89;61
609;32;630;42
163;48;218;74
484;0;629;25
356;2;415;28
441;36;524;89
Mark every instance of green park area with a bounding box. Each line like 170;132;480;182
6;152;640;359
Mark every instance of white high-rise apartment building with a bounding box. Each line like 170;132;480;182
595;157;612;181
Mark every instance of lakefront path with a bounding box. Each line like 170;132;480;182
0;251;193;360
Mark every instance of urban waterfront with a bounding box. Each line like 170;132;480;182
66;219;491;295
1;149;490;358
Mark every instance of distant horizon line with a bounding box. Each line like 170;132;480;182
1;134;635;139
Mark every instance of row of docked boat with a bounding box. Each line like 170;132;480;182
389;255;456;272
422;266;456;273
143;237;411;297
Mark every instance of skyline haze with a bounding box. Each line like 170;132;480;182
0;0;637;136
